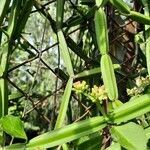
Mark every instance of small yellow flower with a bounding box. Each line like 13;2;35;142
90;85;107;102
73;81;88;93
136;77;142;87
136;76;150;87
127;75;150;96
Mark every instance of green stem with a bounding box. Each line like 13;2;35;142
0;41;11;146
96;101;106;117
144;2;150;76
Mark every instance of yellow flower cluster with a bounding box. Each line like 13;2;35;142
73;81;88;94
90;85;107;102
127;76;150;96
136;76;150;87
127;87;144;96
73;81;108;102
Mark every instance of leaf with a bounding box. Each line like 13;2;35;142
56;0;65;29
57;30;74;76
110;94;150;124
27;116;106;149
76;133;102;150
129;11;150;25
4;143;26;150
111;122;148;150
101;54;118;100
9;92;23;101
7;0;21;38
55;78;73;129
0;0;11;27
106;142;121;150
15;0;33;39
145;126;150;139
1;115;27;139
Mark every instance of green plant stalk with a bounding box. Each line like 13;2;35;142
94;7;109;55
0;77;8;118
14;0;33;39
55;78;73;129
0;0;20;145
109;0;130;14
129;11;150;25
0;42;11;146
82;92;106;116
56;0;65;29
0;0;30;146
110;0;150;25
56;1;73;148
57;30;74;76
0;40;14;118
0;0;27;118
101;54;118;101
110;94;150;124
74;64;120;79
7;0;21;38
0;0;11;27
143;1;150;76
95;0;108;7
0;0;21;118
0;79;7;146
27;116;107;149
94;6;118;101
96;101;106;116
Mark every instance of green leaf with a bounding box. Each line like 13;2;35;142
106;142;121;150
55;78;73;129
56;0;65;29
27;116;107;149
0;0;11;27
9;92;23;101
76;133;102;150
145;126;150;139
15;0;33;39
4;143;26;150
66;37;92;62
109;0;130;14
0;66;3;77
7;0;21;38
57;30;74;76
111;122;148;150
1;115;27;139
129;11;150;25
110;94;150;124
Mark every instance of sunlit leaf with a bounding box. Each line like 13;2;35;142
106;142;121;150
55;78;73;129
111;122;148;150
57;30;74;76
4;143;26;150
1;115;27;139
